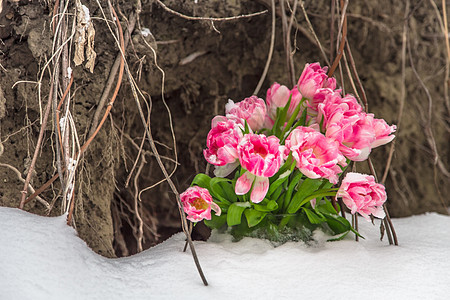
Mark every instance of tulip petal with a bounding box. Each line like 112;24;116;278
235;171;255;195
213;161;240;177
211;202;222;216
250;176;269;203
370;206;386;219
337;172;388;221
351;146;371;162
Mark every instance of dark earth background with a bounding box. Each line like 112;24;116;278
0;0;449;257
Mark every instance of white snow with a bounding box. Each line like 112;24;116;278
140;28;151;38
81;5;90;25
67;158;77;172
59;116;66;132
1;206;449;299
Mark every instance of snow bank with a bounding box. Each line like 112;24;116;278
0;207;449;299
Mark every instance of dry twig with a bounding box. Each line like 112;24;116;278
257;0;323;51
286;0;298;82
280;0;295;86
154;0;267;21
23;1;126;209
89;11;137;137
105;0;209;283
328;0;348;77
19;81;54;209
381;0;409;185
253;0;275;95
299;1;330;66
407;28;450;179
345;42;368;111
0;163;50;210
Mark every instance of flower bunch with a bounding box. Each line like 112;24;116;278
182;62;396;242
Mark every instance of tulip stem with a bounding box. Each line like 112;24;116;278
280;98;306;140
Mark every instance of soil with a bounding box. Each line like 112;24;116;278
0;0;449;257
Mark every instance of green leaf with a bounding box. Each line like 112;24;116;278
227;203;248;226
210;177;235;204
272;107;283;136
266;168;292;199
270;185;285;203
267;200;278;210
350;226;365;239
216;202;230;213
282;106;308;141
190;173;212;190
269;154;293;184
293;191;338;212
233;168;241;181
318;208;365;239
315;199;339;215
282;170;303;210
318;179;334;191
327;230;350;242
287;178;323;214
280;97;305;139
323;214;351;235
273;96;292;137
298;106;308;127
244;120;250;135
244;209;268;227
253;200;278;212
303;208;326;224
235;201;252;208
278;215;292;229
204;214;227;229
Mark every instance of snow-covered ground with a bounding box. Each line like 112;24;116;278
1;206;449;300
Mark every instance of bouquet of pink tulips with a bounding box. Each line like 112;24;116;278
181;63;396;242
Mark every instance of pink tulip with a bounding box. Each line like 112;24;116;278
323;76;337;90
305;88;340;124
371;118;396;148
263;114;275;129
285;126;346;184
317;93;382;161
226;96;267;131
336;172;387;221
266;83;290;120
326;112;376;161
181;186;221;222
203;116;243;177
266;83;303;121
297;62;335;100
307;88;335;114
317;92;362;130
235;133;284;203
